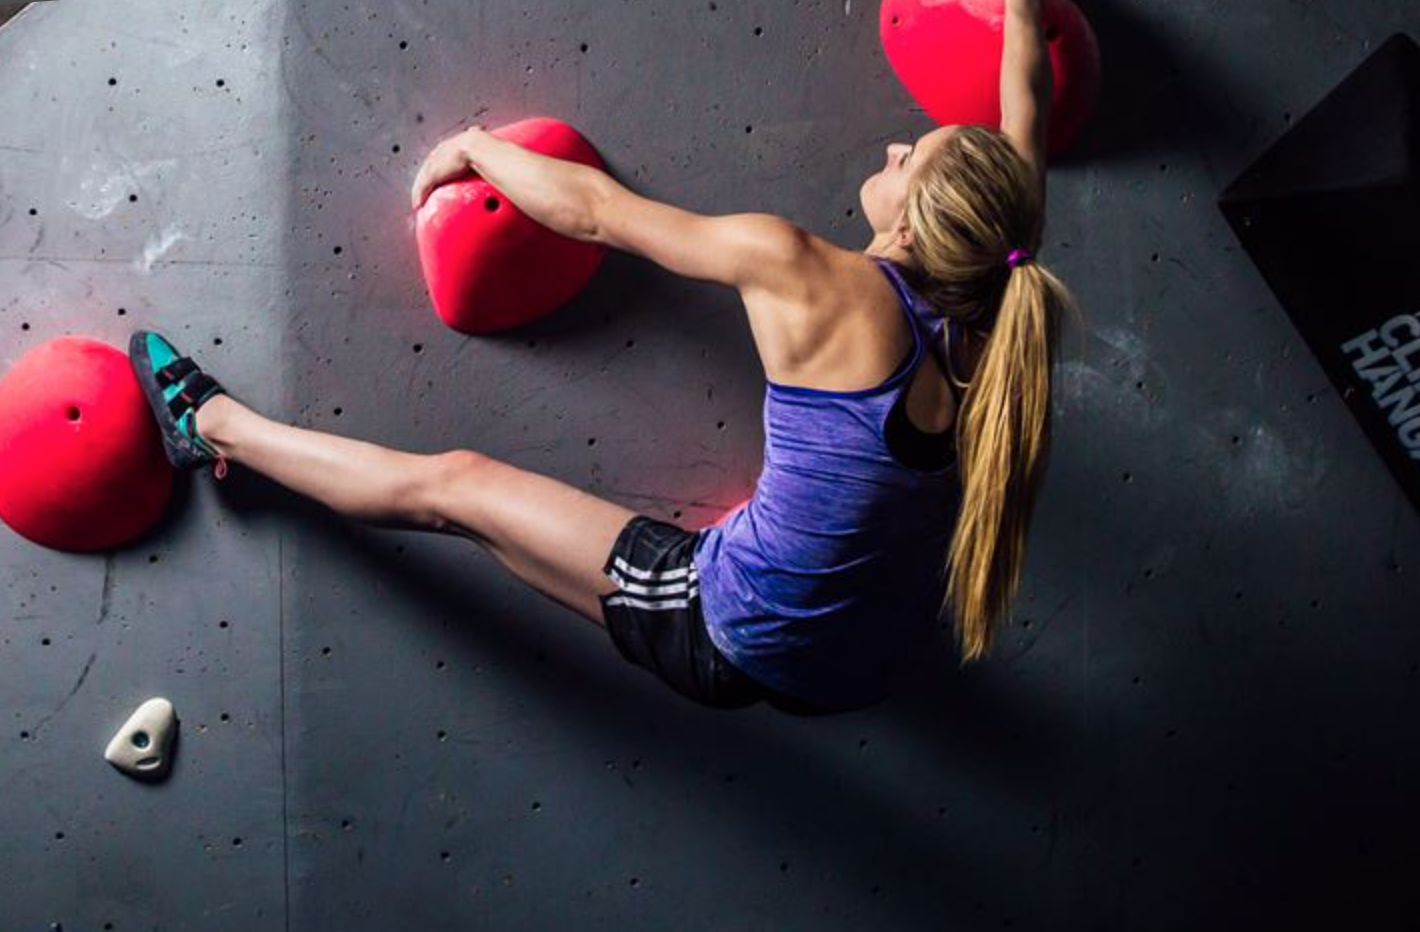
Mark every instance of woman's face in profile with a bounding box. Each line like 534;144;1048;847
859;124;958;239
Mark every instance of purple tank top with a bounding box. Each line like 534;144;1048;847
692;258;964;711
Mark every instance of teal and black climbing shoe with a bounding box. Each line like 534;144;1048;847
129;330;230;478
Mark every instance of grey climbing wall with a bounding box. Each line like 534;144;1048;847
2;0;1418;929
0;0;293;929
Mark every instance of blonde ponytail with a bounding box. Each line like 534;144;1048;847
902;125;1080;662
948;260;1070;660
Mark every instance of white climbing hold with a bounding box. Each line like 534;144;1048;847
104;697;178;781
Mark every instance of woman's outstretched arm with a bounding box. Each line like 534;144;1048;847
411;126;820;299
1000;0;1052;181
410;127;605;238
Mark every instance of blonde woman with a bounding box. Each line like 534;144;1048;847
129;0;1074;715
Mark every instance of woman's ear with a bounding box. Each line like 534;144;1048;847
895;218;914;251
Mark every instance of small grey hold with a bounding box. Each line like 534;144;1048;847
105;698;178;782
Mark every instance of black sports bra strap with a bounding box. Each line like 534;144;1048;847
875;258;987;406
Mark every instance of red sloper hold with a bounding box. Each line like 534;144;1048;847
0;336;173;552
881;0;1102;159
416;117;609;334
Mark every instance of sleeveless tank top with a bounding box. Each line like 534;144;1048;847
692;257;965;712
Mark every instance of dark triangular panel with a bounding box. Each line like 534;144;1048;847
1220;33;1420;513
1221;33;1419;202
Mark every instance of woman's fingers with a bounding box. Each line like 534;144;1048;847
410;135;474;211
410;151;448;211
410;158;434;212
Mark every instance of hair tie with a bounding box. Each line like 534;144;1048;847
1006;248;1035;270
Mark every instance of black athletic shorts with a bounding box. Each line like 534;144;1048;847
599;516;829;716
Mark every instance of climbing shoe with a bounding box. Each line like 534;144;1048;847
128;330;230;477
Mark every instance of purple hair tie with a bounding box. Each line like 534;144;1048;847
1006;248;1035;270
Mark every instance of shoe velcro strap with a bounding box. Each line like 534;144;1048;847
165;370;223;420
156;356;199;388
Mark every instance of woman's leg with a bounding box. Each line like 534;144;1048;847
194;394;638;627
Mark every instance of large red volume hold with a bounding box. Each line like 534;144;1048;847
0;336;173;552
881;0;1102;159
416;117;609;334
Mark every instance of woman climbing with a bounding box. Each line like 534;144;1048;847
129;0;1076;716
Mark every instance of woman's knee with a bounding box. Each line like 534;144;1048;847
421;449;498;534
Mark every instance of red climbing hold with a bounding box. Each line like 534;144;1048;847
416;117;609;334
880;0;1101;158
0;336;173;552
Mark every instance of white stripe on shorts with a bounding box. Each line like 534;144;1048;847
605;590;700;611
610;555;694;582
608;565;698;597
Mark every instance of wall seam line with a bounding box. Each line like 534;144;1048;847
279;529;291;932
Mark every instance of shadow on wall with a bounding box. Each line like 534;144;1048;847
163;384;1420;928
1059;0;1248;167
207;462;1087;929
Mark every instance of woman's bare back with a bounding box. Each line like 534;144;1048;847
740;242;985;437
